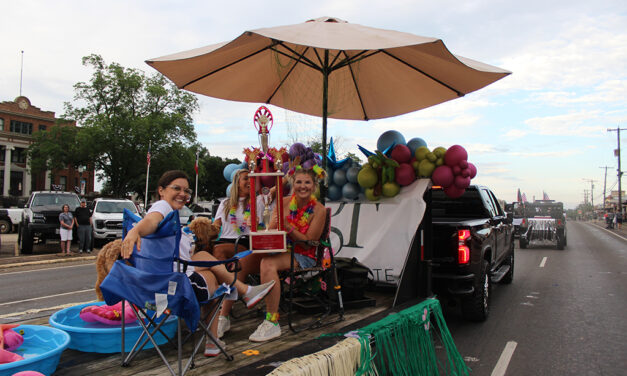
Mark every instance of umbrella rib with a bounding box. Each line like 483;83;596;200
181;41;279;89
273;42;322;71
342;50;369;121
265;47;311;103
329;50;376;71
380;50;464;97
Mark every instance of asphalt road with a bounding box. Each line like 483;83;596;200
1;221;626;375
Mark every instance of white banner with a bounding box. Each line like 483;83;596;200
326;179;429;284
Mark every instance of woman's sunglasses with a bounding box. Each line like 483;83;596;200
167;185;193;198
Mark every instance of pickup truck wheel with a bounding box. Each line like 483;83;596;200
519;238;527;249
20;224;34;254
501;247;514;284
462;260;491;322
556;236;565;250
0;219;10;234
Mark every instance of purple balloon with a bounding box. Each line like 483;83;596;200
468;163;477;179
455;175;471;189
445;145;468;167
289;143;307;159
432;165;454;187
282;161;290;173
302;159;315;169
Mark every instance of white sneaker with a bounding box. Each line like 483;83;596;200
204;338;226;357
242;280;276;309
249;320;281;342
217;316;230;338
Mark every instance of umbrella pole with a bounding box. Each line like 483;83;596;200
320;50;329;204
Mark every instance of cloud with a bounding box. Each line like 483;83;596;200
523;112;606;136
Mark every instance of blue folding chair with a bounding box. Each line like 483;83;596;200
100;209;250;376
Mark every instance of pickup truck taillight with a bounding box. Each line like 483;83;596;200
458;229;471;265
557;219;562;226
522;218;526;226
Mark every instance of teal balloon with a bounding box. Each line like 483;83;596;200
327;184;342;201
223;163;239;182
333;169;347;186
346;166;360;184
407;137;428;156
239;161;248;169
342;183;360;200
226;183;232;197
377;130;406;152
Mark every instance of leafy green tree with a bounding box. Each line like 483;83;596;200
28;122;83;175
60;54;199;197
198;155;242;200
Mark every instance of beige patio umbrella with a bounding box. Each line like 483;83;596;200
146;16;510;167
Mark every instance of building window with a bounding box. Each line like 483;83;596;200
0;146;4;162
59;176;67;191
11;148;27;164
10;120;33;135
39;124;47;132
0;118;4;130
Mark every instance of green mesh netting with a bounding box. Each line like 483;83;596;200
355;298;468;376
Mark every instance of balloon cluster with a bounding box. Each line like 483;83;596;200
431;145;477;198
284;143;322;173
222;161;249;197
327;160;362;201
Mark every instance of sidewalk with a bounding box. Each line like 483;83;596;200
0;233;96;268
591;219;627;238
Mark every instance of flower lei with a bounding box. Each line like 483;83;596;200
229;203;250;235
287;194;316;235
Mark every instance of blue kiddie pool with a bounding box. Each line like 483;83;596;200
0;325;70;376
49;302;178;353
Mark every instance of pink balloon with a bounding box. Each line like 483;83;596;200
432;165;454;187
12;372;46;376
444;185;466;198
260;175;276;188
453;165;461;175
455;175;471;189
468;163;477;179
444;145;468;167
395;163;416;186
461;168;470;178
459;160;468;169
390;144;412;164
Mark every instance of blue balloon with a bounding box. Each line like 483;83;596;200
333;169;347;186
226;183;233;197
377;130;406;152
327;184;342;201
223;163;239;182
407;137;428;156
346;166;360;184
239;161;248;169
230;168;240;182
342;183;360;200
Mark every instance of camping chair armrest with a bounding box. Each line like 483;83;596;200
234;234;248;251
180;250;252;269
293;239;320;247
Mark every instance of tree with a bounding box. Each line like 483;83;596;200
28;122;83;175
60;54;199;197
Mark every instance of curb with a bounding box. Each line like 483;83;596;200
0;255;96;270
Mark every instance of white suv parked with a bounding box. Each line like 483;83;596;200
92;198;139;246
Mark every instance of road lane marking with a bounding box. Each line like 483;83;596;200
539;257;547;267
0;256;96;270
0;289;94;307
0;263;93;276
0;300;97;319
491;341;517;376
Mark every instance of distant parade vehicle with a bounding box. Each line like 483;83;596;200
518;200;567;250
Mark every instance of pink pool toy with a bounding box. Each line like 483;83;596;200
80;301;137;326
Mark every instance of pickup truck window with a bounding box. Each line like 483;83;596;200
479;189;498;217
431;189;489;218
488;191;505;216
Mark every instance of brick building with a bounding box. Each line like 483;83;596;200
0;96;94;201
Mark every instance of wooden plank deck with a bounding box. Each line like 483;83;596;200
31;292;394;376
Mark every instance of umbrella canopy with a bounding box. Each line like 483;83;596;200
147;16;510;122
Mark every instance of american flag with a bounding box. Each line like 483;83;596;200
517;188;522;203
522;193;528;202
146;145;151;167
194;152;199;175
543;191;550;200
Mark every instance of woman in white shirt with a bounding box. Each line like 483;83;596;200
121;170;274;357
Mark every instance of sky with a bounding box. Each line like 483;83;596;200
1;1;626;209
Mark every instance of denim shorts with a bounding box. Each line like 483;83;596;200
294;253;316;269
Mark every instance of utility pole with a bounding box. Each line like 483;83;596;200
584;189;589;205
600;166;612;210
608;127;627;216
582;179;597;209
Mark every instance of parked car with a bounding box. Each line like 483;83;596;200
19;191;82;254
92;198;139;246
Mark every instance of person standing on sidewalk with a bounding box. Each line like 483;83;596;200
59;204;74;256
74;199;92;254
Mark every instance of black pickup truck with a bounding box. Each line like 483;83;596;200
430;185;514;321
